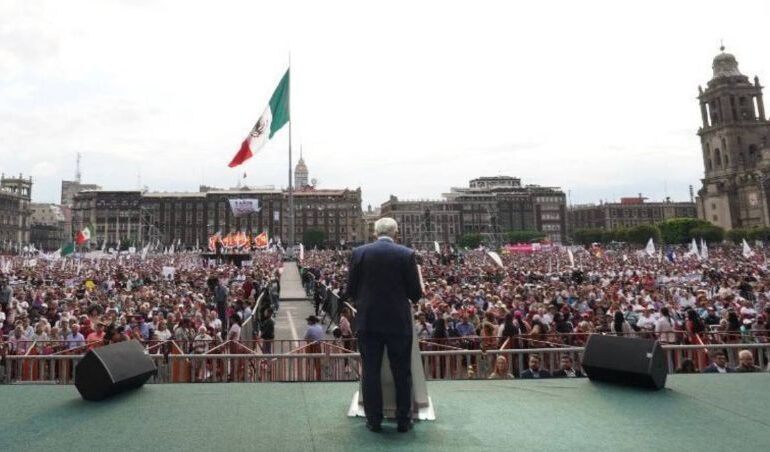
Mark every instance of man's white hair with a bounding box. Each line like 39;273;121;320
374;217;398;238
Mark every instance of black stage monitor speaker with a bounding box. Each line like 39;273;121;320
75;340;157;401
582;335;667;390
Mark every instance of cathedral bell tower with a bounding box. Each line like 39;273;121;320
697;46;770;229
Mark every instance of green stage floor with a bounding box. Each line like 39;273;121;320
1;374;768;452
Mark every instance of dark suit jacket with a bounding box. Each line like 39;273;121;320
520;368;552;379
701;364;735;373
346;238;423;335
552;369;584;378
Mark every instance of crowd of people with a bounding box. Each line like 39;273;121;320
300;243;770;376
0;251;282;359
2;239;770;380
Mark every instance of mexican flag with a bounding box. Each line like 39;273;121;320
228;69;290;168
61;241;75;256
75;224;92;245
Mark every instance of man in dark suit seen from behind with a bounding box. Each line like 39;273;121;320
520;354;552;379
346;217;423;433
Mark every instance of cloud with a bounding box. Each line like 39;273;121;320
31;161;57;178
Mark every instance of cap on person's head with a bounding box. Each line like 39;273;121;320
306;315;319;323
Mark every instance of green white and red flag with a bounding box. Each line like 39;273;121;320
228;69;290;168
75;224;92;245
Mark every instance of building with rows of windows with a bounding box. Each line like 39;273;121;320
568;196;697;231
71;185;363;249
379;176;567;246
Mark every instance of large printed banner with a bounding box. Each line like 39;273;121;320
229;199;261;217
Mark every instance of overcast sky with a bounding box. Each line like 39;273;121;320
2;0;770;208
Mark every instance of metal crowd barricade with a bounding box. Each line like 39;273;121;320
4;341;769;384
240;292;266;343
663;342;769;372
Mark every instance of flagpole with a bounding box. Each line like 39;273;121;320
288;52;295;248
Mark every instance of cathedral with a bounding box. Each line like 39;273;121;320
697;47;770;230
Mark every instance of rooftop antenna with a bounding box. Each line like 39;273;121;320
75;152;82;183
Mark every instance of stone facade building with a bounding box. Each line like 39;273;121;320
378;176;567;247
444;176;567;244
287;188;363;246
294;154;309;189
72;185;362;248
61;180;102;207
380;197;462;246
0;174;32;250
30;203;67;251
568;196;697;231
696;48;770;230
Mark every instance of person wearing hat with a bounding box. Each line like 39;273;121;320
303;315;324;342
345;217;423;433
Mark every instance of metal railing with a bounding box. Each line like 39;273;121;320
300;268;352;333
3;342;767;384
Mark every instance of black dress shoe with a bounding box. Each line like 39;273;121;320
397;420;413;433
366;421;382;433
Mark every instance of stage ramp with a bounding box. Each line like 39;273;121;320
280;262;310;301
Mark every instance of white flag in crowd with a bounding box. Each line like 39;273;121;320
434;241;440;254
645;238;656;257
567;248;574;268
487;251;504;268
742;239;755;259
685;238;701;260
700;239;709;260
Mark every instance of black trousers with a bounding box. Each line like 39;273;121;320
358;332;413;422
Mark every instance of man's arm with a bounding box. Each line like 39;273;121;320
345;250;360;302
405;251;423;304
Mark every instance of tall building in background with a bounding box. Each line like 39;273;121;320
697;47;770;229
72;185;362;248
30;203;66;251
444;176;566;244
61;180;102;207
0;173;32;249
380;196;461;246
379;176;566;246
294;150;309;190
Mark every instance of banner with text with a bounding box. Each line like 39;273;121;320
229;199;261;217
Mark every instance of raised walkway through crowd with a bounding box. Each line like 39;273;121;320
274;261;333;341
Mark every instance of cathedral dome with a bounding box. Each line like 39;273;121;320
712;49;743;79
